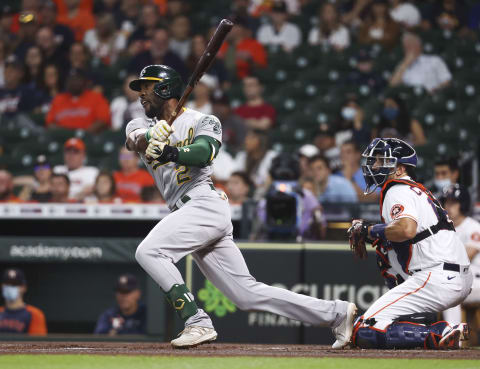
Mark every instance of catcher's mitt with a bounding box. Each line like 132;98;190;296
347;220;373;259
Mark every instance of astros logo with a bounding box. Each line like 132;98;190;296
390;204;404;219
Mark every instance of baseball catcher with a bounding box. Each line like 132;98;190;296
348;138;472;349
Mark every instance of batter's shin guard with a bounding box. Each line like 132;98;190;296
352;319;449;349
165;284;198;321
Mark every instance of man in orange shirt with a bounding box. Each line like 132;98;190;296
0;170;21;203
218;15;267;79
0;268;47;335
114;147;154;203
46;69;111;133
55;0;94;41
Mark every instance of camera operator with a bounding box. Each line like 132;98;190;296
254;153;326;241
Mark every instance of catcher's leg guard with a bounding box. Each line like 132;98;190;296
353;318;449;349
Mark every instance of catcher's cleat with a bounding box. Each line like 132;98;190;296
332;303;357;349
439;323;469;349
171;326;218;348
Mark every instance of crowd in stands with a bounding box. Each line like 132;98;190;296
0;0;478;217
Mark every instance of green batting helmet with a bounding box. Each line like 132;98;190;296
129;65;182;100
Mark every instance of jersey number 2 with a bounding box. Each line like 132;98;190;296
175;165;191;185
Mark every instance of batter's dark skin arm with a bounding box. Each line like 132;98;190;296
126;132;148;154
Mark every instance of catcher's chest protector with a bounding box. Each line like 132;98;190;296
379;179;454;247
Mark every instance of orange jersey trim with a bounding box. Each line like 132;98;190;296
26;305;47;336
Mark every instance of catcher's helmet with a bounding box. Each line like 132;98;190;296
129;65;182;100
361;138;417;194
440;184;471;215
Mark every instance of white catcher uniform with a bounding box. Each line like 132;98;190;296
360;176;472;331
126;108;349;330
443;217;480;324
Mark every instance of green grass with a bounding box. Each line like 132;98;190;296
0;356;478;369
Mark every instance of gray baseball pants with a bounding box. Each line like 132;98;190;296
135;184;349;329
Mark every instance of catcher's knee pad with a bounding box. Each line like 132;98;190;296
353;320;449;349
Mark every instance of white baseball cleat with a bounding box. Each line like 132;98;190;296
171;326;218;348
439;323;469;349
331;302;357;349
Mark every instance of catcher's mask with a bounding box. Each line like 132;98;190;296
361;138;417;194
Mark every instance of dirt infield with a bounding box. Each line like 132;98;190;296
0;342;478;359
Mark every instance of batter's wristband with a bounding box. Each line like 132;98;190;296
145;128;152;143
370;224;387;241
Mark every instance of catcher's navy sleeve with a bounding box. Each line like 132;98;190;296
94;309;113;334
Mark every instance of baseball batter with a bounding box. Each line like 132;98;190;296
348;138;472;349
125;65;356;348
441;184;480;325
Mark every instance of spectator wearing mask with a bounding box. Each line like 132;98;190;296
94;274;146;335
431;158;460;196
0;268;47;335
49;173;76;203
226;171;252;206
113;147;154;203
85;172;121;204
335;97;371;148
308;2;350;51
234;75;276;131
434;0;468;32
339;140;379;201
389;0;422;28
218;15;267;79
0;170;21;203
83;13;127;66
373;95;425;146
127;28;188;82
169;15;191;61
233;130;277;192
257;1;301;53
390;33;452;93
0;55;40;118
309;155;357;203
56;0;95;41
46;68;111;133
185;74;216;115
212;92;247;155
110;75;146;131
358;0;400;50
53;138;99;200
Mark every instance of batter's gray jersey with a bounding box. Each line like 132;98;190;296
125;108;222;209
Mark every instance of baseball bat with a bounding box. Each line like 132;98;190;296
167;19;234;125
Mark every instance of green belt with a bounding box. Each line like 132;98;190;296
172;184;216;212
